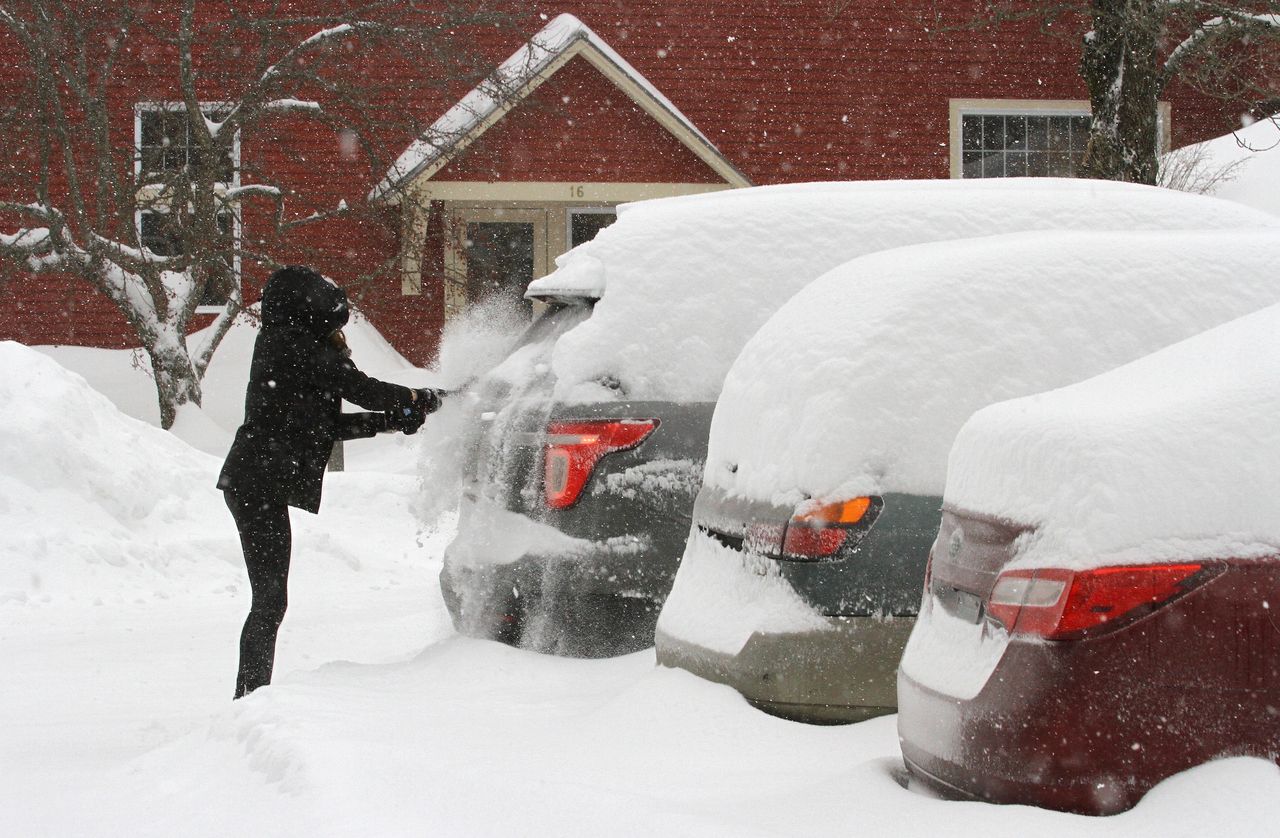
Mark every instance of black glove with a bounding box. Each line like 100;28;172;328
388;403;426;435
415;388;444;415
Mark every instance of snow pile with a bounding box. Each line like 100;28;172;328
532;178;1276;405
0;340;434;608
1166;117;1280;215
946;302;1280;569
0;341;228;604
657;531;829;655
704;228;1280;506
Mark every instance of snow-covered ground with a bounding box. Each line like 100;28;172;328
4;317;1280;834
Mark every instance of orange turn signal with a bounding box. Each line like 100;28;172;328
792;497;873;526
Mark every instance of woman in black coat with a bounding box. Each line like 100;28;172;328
218;265;438;698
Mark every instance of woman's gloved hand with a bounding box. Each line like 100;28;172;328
415;388;444;415
387;389;444;435
388;403;426;435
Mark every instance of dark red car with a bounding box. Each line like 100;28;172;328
897;306;1280;815
898;508;1280;814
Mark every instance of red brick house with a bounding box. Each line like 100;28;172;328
0;2;1243;366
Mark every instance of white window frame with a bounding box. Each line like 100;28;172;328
134;101;242;312
441;206;550;319
948;98;1172;179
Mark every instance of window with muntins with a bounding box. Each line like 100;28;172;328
136;103;239;308
139;106;235;184
960;112;1091;178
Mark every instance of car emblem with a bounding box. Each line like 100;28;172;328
948;528;964;559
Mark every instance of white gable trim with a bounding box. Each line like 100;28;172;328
370;13;750;202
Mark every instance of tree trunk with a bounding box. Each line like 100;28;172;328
1080;0;1162;184
149;343;203;430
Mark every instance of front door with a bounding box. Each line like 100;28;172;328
444;208;548;320
465;221;535;318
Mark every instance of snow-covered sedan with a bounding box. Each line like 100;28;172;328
443;179;1276;657
655;224;1280;721
898;302;1280;814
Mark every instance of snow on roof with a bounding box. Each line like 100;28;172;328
533;178;1277;406
945;299;1280;571
370;13;737;201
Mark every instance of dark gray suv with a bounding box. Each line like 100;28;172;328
440;289;714;655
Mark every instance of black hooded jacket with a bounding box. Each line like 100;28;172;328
217;267;416;512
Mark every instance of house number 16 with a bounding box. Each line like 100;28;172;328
569;185;586;198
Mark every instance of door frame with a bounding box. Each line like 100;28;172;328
442;206;549;319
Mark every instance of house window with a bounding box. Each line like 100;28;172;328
961;112;1091;178
135;103;239;309
139;106;236;184
568;207;617;248
953;99;1092;179
950;99;1172;180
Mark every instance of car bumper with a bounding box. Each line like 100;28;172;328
440;500;671;656
655;616;914;723
897;633;1280;816
896;640;1160;815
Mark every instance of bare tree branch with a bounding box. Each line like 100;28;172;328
0;0;516;427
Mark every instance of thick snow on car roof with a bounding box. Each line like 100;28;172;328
946;301;1280;571
703;228;1280;508
527;178;1277;405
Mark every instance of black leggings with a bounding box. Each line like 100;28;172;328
224;491;292;699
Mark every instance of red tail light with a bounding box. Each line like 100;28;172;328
987;563;1212;639
780;496;882;560
543;419;658;509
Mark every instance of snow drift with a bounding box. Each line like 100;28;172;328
1166;117;1280;216
0;339;432;608
0;341;227;604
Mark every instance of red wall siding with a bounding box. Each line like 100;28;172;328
0;0;1254;364
435;55;724;183
365;201;450;366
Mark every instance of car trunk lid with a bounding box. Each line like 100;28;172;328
929;506;1034;624
693;486;791;557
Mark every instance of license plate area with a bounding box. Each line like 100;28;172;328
935;585;984;624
